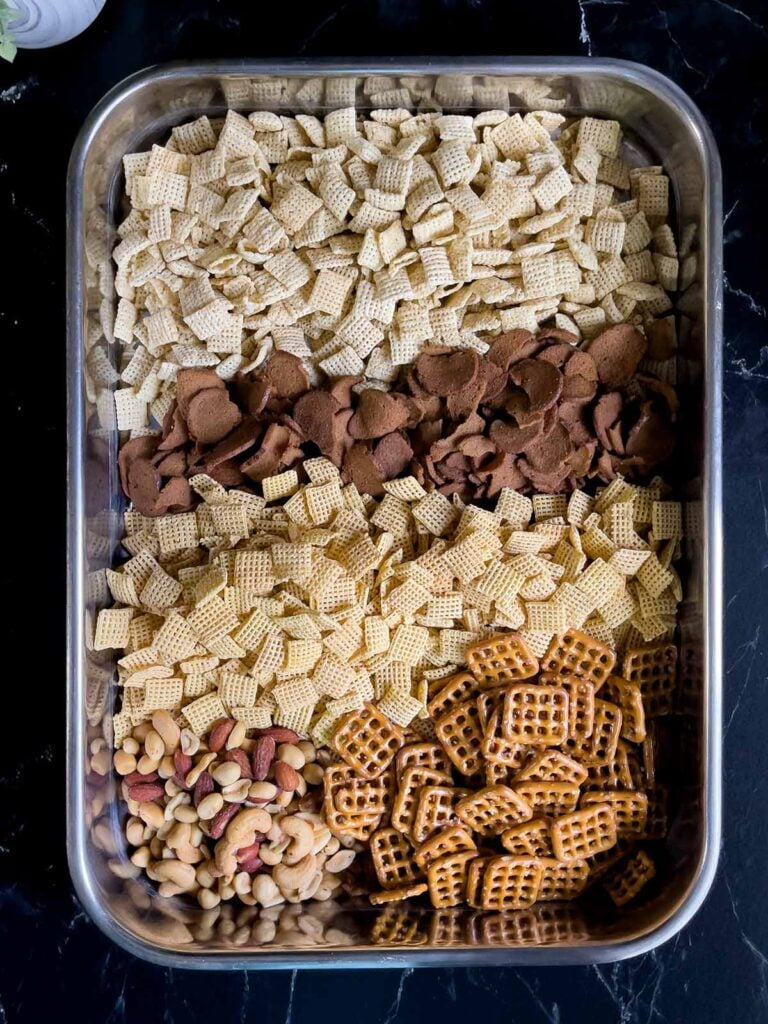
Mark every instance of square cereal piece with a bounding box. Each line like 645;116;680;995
331;702;405;780
412;785;471;844
391;765;454;836
94;607;134;650
456;785;533;837
604;849;656;906
414;824;477;871
551;802;618;862
481;856;543;911
622;644;677;717
371;827;424;889
537;858;589;901
501;819;553;858
502;684;569;746
427;850;478;909
540;629;616;687
435;700;486;777
182;692;227;735
465;633;539;687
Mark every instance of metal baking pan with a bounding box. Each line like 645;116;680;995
66;58;722;967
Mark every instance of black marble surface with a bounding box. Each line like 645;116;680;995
1;1;766;1020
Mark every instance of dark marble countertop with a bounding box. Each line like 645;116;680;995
1;1;766;1021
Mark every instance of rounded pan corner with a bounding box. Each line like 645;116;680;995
66;831;185;969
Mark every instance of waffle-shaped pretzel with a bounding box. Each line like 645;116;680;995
466;855;495;909
540;629;616;688
604;849;656;906
537;857;589;900
540;671;596;742
481;855;543;911
370;905;427;946
435;699;485;776
391;765;453;835
519;903;588;944
642;785;669;839
323;763;383;840
369;882;428;905
502;684;569;746
334;768;395;818
427;850;478;908
551;803;617;862
428;909;466;947
456;785;533;836
501;818;553;858
514;781;581;819
583;742;634;791
428;672;482;719
412;785;471;843
565;699;622;765
585;839;634;882
601;675;646;742
482;707;530;767
623;644;677;717
485;760;519;787
513;749;588;786
414;823;476;869
395;741;452;777
466;633;539;687
370;827;424;889
332;702;405;780
581;790;648;837
476;689;506;730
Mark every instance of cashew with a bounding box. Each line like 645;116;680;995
213;840;238;878
225;807;271;845
272;853;318;893
281;816;315;866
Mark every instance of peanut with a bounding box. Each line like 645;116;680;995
212;762;241;788
277;744;305;771
226;720;247;750
144;730;165;762
302;763;324;786
122;737;140;756
325;849;355;873
152;710;181;753
113;750;137;776
247;781;277;804
198;889;220;910
197;793;224;821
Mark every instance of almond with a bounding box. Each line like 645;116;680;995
208;801;241;840
252;727;300;744
251;737;275;781
208;718;236;753
274;760;301;791
128;782;166;803
193;771;214;807
224;748;253;780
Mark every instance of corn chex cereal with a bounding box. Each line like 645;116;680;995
102;471;682;754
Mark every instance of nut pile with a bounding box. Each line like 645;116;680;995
118;321;677;514
113;711;357;910
325;629;668;910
